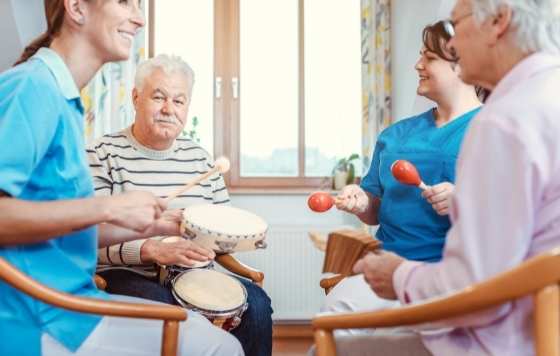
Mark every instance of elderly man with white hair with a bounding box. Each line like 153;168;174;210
87;54;273;356
327;0;560;355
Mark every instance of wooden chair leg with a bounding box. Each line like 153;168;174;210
534;284;560;356
162;320;180;356
314;329;336;356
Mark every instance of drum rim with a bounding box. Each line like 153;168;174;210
182;204;268;240
170;269;248;314
171;288;248;318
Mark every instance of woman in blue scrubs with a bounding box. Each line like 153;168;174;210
0;1;242;355
322;21;486;321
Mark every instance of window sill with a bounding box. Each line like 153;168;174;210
228;187;339;195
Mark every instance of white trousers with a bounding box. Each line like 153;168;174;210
321;274;400;336
41;295;244;356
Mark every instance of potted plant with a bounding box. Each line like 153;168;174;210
332;153;359;190
183;116;200;143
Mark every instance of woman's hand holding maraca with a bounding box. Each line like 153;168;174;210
421;182;455;215
335;184;369;214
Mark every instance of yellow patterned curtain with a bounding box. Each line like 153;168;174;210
361;0;392;173
81;4;146;144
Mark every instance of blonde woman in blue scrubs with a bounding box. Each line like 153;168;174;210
321;21;486;328
0;1;242;355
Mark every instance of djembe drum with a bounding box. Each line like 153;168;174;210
171;269;248;331
158;204;268;330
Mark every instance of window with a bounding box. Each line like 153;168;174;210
151;0;362;189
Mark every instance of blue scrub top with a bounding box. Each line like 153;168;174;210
0;48;107;356
361;107;480;262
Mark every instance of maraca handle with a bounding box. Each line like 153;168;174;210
419;181;429;191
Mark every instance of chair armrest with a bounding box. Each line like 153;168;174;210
0;257;186;321
313;248;560;331
320;274;345;294
215;253;265;287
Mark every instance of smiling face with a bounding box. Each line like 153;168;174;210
414;47;460;101
132;67;191;149
83;0;145;62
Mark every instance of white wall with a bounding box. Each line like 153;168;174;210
229;194;362;320
0;0;45;72
0;1;22;71
11;0;45;46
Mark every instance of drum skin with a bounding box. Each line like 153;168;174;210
171;269;248;331
181;204;268;253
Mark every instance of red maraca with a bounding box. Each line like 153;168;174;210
391;160;428;190
308;191;336;212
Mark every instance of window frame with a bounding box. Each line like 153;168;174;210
148;0;357;190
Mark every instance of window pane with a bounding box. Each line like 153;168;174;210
154;0;214;154
304;0;362;177
240;0;299;177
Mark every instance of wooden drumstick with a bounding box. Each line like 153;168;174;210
165;157;230;204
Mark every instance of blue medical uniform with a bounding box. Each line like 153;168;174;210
0;48;107;356
361;107;480;262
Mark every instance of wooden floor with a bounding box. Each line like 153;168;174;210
272;323;315;356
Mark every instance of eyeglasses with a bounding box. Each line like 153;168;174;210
443;12;473;37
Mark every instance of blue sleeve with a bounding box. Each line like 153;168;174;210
361;139;383;197
0;74;58;197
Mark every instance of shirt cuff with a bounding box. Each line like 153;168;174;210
393;260;424;305
120;238;148;265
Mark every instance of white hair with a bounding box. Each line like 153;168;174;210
472;0;560;54
135;54;195;96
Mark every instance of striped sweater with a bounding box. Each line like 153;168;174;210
87;126;229;267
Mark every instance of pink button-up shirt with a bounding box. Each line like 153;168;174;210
393;52;560;356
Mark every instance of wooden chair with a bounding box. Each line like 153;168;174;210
94;253;265;290
0;257;187;356
312;248;560;356
215;253;265;287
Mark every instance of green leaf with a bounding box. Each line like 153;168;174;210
347;163;355;184
347;153;359;162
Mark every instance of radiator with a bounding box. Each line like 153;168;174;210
218;225;338;321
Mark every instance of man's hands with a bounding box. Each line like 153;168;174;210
353;251;405;300
140;238;216;266
421;182;455;216
335;184;369;214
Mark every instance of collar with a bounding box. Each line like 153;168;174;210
488;52;560;103
31;47;81;101
125;126;179;159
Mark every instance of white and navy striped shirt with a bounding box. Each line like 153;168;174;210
87;126;229;267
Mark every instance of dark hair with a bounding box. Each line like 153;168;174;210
14;0;66;66
422;21;455;62
422;21;490;102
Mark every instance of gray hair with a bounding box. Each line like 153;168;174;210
472;0;560;54
135;54;195;96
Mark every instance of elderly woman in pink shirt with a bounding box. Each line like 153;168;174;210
334;0;560;355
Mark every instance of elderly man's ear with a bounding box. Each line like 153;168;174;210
132;88;139;107
487;5;514;46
